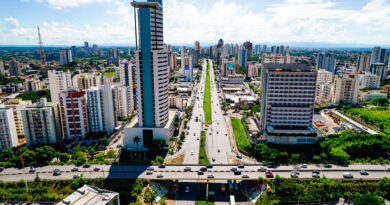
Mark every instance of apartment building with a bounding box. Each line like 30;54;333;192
0;105;18;150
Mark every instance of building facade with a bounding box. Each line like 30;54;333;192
357;53;371;73
0;105;18;150
316;52;336;73
9;58;21;76
332;74;360;104
59;49;73;66
87;85;115;134
48;70;73;104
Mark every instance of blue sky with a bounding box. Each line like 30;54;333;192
0;0;389;46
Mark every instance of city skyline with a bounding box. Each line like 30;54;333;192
0;0;389;46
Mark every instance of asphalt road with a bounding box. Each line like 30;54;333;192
2;164;390;182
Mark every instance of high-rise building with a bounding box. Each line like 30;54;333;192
315;69;333;102
71;46;77;57
93;44;99;56
194;41;200;66
59;49;73;66
0;104;19;150
243;41;253;60
112;85;134;120
4;99;32;137
21;98;62;146
238;48;248;68
124;0;177;151
247;61;260;78
169;52;177;71
87;85;115;133
84;42;89;56
332;74;360;104
119;62;133;87
357;53;371;73
359;72;380;89
262;55;294;64
260;64;317;144
316;52;336;73
72;72;102;90
59;90;89;140
48;70;73;104
183;54;193;81
108;48;120;65
271;46;277;56
371;46;386;64
0;60;5;75
279;45;285;55
263;45;267;53
370;63;387;82
127;46;131;56
24;79;42;92
9;58;21;76
221;58;235;77
317;69;333;84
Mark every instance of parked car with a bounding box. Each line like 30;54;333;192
343;173;353;178
265;171;274;178
360;170;369;175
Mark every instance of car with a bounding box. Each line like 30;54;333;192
53;168;61;176
218;149;220;152
93;167;100;171
236;155;242;159
312;170;320;174
258;166;267;172
146;171;153;175
116;144;122;148
29;167;36;173
231;167;237;172
209;132;212;135
242;174;249;178
197;137;199;140
200;167;207;172
73;174;80;179
191;151;194;155
83;164;90;168
360;170;369;175
234;170;242;175
265;171;274;178
225;133;228;136
185;187;190;193
267;164;275;168
207;174;214;178
157;173;164;178
158;164;166;168
291;171;299;178
206;164;213;168
238;164;245;168
71;167;78;172
312;173;320;178
212;157;215;162
147;167;154;171
300;164;307;168
184;167;191;172
194;133;196;136
324;164;332;168
343;173;353;178
198;171;204;175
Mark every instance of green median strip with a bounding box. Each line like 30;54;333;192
198;130;209;164
231;118;252;156
203;61;212;125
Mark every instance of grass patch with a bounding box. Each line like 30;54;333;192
203;61;212;124
231;118;251;156
196;190;214;205
198;131;209;164
102;71;116;77
343;107;390;134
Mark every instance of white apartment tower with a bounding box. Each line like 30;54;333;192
59;49;73;66
48;70;73;104
0;105;19;150
332;74;360;104
87;85;115;134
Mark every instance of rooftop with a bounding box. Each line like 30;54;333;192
57;185;118;205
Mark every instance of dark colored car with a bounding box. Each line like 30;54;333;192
206;164;213;168
324;164;332;168
234;170;242;175
200;167;207;172
158;164;166;168
198;171;204;175
238;164;245;168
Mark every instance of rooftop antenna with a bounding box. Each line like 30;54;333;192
37;27;46;64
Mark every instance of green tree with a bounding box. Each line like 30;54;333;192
291;153;301;163
257;177;264;184
353;194;384;205
88;146;95;157
70;174;87;190
143;187;157;204
58;153;70;163
98;137;109;145
371;97;389;106
329;147;350;164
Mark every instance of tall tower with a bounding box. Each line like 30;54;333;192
132;0;169;128
37;27;46;64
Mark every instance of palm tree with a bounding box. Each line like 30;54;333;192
133;136;141;166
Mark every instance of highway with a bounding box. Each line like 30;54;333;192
1;164;390;182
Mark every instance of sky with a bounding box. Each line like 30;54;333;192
0;0;390;47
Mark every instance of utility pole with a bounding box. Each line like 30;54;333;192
37;27;46;64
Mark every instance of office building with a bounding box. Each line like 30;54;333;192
194;41;200;66
243;41;253;60
0;60;4;75
238;48;248;68
84;42;89;56
71;46;77;57
370;63;387;82
332;73;360;104
124;0;175;151
0;105;18;150
357;53;371;72
360;72;380;89
317;52;336;73
87;85;115;134
260;64;317;144
169;52;177;71
21;98;62;146
59;90;89;140
93;44;99;56
48;70;73;104
183;54;193;81
371;46;386;64
59;49;73;66
247;61;260;78
221;58;235;77
9;58;21;76
108;48;120;65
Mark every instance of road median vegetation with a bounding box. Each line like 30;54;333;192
198;131;209;164
203;61;212;124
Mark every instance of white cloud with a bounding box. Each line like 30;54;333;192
3;17;20;27
36;0;113;9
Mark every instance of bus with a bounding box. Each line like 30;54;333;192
229;195;235;205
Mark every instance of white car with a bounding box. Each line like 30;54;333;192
71;167;78;172
157;173;164;178
191;151;194;155
258;166;267;171
73;174;80;179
